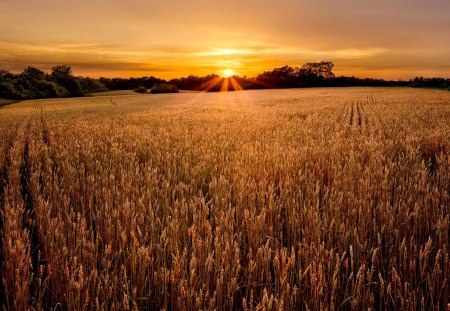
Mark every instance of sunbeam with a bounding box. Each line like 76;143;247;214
195;75;245;92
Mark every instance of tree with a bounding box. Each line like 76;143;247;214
22;66;46;81
299;61;335;79
50;65;84;97
51;65;73;80
0;69;13;79
255;66;299;88
78;77;108;93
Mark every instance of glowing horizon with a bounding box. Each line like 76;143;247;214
1;0;449;80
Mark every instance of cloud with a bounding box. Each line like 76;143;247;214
0;0;449;78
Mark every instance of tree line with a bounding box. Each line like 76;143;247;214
0;65;90;99
1;62;449;100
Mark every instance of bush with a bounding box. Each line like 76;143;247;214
150;83;179;94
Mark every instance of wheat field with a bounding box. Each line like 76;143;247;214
0;87;448;310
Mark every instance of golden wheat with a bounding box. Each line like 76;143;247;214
0;87;449;310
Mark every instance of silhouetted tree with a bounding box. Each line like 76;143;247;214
22;66;46;81
409;77;450;90
299;61;335;79
78;77;108;93
51;65;73;80
169;74;221;91
255;66;299;88
0;66;56;99
50;65;84;97
99;76;164;91
0;69;13;79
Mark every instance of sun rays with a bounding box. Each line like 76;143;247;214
196;73;245;92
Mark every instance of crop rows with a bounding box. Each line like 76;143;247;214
0;87;449;310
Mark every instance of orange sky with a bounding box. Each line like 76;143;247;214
1;0;449;79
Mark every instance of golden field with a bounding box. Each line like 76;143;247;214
0;87;448;310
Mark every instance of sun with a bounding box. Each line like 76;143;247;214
223;69;234;78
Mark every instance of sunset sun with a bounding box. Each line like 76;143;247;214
223;69;234;78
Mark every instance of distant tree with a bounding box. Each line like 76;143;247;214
299;61;335;79
99;76;164;91
50;65;84;97
255;66;299;88
22;66;46;81
0;69;13;79
78;77;108;93
409;77;450;90
169;74;221;91
51;65;73;80
0;66;57;99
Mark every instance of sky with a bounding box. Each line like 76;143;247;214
0;0;449;79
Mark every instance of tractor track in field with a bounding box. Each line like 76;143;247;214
34;112;57;309
358;94;372;136
364;91;386;136
18;116;56;309
338;92;388;138
19;121;43;308
0;116;55;306
349;101;355;126
340;94;367;134
363;94;371;135
356;100;362;128
339;99;353;128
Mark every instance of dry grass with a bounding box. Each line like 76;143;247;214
0;87;448;310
